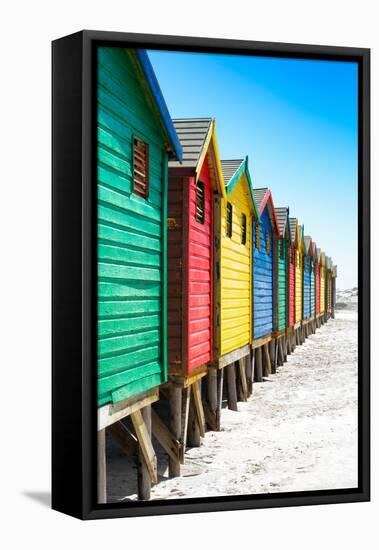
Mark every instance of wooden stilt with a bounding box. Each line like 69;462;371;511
245;354;253;396
180;386;191;461
277;339;283;366
275;340;279;367
130;408;157;485
264;344;271;375
137;405;152;500
168;385;182;477
255;346;263;382
238;358;248;401
216;369;224;430
97;428;107;504
151;408;180;466
269;339;276;374
187;393;201;447
192;380;205;437
226;363;238;411
205;369;218;430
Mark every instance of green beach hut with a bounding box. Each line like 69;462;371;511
97;47;182;408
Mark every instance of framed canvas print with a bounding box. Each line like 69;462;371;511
52;30;370;520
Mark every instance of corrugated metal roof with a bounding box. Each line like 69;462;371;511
221;159;245;186
253;188;269;211
275;207;289;236
289;218;298;244
168;118;212;168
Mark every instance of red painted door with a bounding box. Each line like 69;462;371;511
186;158;213;374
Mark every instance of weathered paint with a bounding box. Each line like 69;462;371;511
320;256;326;313
188;161;213;371
167;119;223;376
310;263;315;317
295;225;303;324
288;245;295;327
316;249;321;314
303;252;311;320
220;173;253;354
275;209;289;333
253;207;275;339
97;47;179;406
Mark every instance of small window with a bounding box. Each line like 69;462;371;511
133;137;149;197
226;202;232;238
280;239;284;260
241;213;247;245
266;231;271;255
195;181;205;224
255;222;260;250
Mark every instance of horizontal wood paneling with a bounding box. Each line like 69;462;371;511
187;161;213;372
320;266;326;313
253;208;274;339
220;174;252;355
303;254;311;320
277;237;288;331
166;176;184;373
97;47;166;406
288;245;295;327
295;249;303;323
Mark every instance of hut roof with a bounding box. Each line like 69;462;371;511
289;218;298;244
253;188;280;235
304;235;314;257
275;207;289;237
220;157;259;219
137;50;182;161
222;159;245;185
168;118;212;168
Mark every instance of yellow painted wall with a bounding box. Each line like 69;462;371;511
320;266;326;312
220;174;252;355
295;248;303;323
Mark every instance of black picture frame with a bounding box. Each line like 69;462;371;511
52;30;370;520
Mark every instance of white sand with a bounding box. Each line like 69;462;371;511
107;294;358;502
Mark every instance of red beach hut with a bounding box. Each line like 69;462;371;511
166;118;224;473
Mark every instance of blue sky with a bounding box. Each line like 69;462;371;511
148;50;358;290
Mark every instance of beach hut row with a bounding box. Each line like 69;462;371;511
96;47;338;502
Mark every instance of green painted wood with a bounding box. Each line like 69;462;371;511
277;237;288;331
97;47;168;406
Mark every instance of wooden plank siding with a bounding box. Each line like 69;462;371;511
303;253;311;320
253;208;274;339
167;176;184;374
220;173;253;355
277;234;288;332
320;265;326;313
316;263;321;314
97;47;170;406
295;247;303;324
288;243;295;327
310;264;315;317
187;160;213;372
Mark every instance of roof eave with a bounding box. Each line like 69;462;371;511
136;50;183;161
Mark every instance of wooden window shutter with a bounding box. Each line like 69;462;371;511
133;137;149;197
266;231;271;254
195;181;205;224
226;202;233;238
241;213;247;245
255;222;261;250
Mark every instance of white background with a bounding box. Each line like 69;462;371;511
1;1;376;548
